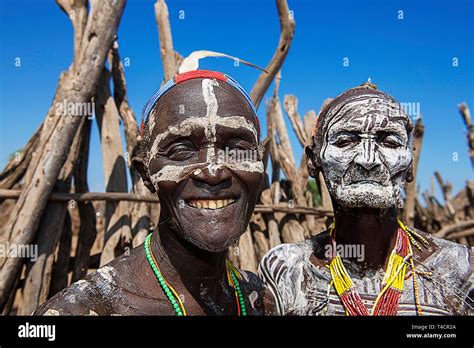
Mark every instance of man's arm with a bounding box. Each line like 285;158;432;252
258;252;285;316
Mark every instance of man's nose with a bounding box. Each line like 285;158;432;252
354;139;381;170
192;165;232;186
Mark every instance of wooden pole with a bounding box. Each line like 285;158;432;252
94;69;132;266
250;0;295;110
18;118;87;315
0;190;160;203
0;0;126;312
0;124;42;190
0;189;334;217
155;0;177;81
459;103;474;168
109;41;152;247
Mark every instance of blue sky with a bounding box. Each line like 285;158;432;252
1;0;473;199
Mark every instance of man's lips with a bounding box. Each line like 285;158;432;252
186;198;237;210
347;179;385;185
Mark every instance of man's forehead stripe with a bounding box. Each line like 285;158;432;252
141;70;260;139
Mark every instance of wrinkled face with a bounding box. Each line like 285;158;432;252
319;97;412;209
144;78;263;252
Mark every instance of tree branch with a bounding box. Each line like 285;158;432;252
250;0;295;110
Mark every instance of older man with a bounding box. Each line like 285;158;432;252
34;70;272;315
259;83;473;316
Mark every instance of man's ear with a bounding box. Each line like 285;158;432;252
305;144;320;178
132;154;156;193
405;163;414;183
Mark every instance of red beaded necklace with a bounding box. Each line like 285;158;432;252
328;225;411;316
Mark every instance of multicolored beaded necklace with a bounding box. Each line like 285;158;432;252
144;233;247;316
327;220;428;316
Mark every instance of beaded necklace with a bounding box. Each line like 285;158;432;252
144;233;247;316
328;220;428;316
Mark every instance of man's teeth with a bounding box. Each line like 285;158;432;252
188;198;235;209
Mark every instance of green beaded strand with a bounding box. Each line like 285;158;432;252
230;270;247;316
145;233;247;316
144;234;184;316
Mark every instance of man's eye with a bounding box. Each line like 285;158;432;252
166;143;197;161
380;135;402;148
227;140;254;150
333;136;357;147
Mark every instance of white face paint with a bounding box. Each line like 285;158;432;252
319;96;413;209
148;78;263;188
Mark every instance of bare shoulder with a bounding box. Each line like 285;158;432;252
259;231;329;281
34;245;147;316
33;269;116;316
411;229;473;314
259;240;313;275
416;229;472;279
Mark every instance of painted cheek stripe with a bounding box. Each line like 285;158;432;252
150;159;264;186
150;144;263;186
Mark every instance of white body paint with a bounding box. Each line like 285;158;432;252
249;290;259;308
259;231;472;315
96;265;118;295
43;309;60;316
148;78;263;186
148;116;258;160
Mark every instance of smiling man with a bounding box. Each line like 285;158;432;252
259;83;473;316
34;70;272;316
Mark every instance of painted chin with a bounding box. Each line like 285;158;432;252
172;196;249;252
332;182;400;209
